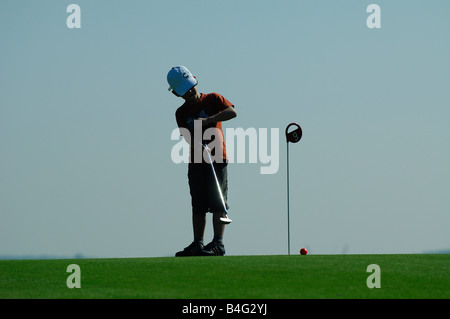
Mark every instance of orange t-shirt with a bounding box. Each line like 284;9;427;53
175;93;234;164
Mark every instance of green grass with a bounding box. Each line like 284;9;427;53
0;254;448;299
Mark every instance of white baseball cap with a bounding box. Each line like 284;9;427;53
167;66;198;97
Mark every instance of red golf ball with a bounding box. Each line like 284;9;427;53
300;248;308;255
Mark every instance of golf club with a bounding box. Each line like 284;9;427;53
201;143;232;224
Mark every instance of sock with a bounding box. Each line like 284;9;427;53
213;235;223;244
194;237;204;244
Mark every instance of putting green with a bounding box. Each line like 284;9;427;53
0;254;448;299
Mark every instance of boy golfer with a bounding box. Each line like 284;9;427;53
167;66;237;256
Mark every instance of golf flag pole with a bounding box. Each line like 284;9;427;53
285;123;303;255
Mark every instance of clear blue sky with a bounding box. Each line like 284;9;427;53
1;0;449;258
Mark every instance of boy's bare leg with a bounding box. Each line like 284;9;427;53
198;212;226;256
213;212;226;237
193;213;206;241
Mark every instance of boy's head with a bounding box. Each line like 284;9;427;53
167;66;198;98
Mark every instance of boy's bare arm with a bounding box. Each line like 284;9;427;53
198;106;237;126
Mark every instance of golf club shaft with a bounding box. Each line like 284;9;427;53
201;144;231;223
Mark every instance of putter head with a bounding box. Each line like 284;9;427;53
220;215;232;224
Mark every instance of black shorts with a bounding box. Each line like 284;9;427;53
188;163;229;214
